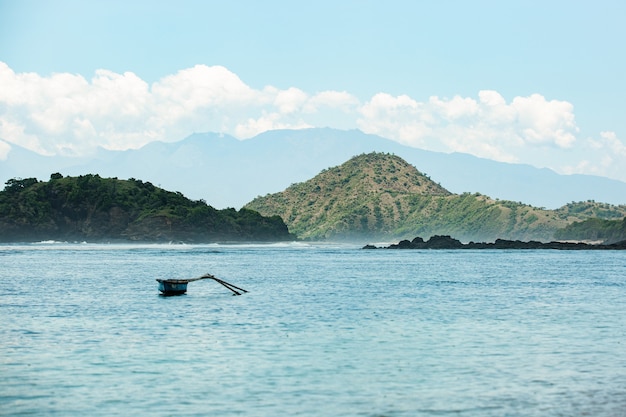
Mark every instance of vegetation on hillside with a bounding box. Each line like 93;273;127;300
554;217;626;244
555;201;626;219
245;153;625;242
0;174;293;242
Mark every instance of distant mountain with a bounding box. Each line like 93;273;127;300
0;174;293;243
245;153;609;242
2;128;626;209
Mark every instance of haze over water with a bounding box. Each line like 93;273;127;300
1;242;625;416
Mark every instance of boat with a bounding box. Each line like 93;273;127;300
156;273;248;296
156;279;190;295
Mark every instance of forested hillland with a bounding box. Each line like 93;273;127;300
0;174;294;243
554;217;626;244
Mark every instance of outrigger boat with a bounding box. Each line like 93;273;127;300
157;273;248;296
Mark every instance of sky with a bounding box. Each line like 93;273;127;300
1;0;625;183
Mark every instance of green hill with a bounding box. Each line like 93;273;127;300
0;174;294;243
554;217;626;244
245;153;626;242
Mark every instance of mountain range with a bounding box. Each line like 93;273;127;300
2;128;625;210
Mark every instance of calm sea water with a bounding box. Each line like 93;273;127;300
1;242;625;416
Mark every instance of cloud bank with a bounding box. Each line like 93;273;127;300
1;62;624;182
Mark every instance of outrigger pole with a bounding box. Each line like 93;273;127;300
201;274;248;296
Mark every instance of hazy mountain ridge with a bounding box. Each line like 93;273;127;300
245;153;623;242
2;128;626;209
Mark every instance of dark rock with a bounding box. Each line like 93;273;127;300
366;235;626;250
424;235;464;249
388;239;415;249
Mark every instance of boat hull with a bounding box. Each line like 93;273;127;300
158;280;188;296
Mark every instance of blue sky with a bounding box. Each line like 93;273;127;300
1;0;625;182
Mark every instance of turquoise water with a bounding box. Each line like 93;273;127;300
1;242;625;416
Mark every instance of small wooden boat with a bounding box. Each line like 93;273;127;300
156;273;248;296
156;279;190;295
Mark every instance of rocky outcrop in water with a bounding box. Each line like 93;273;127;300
363;235;626;250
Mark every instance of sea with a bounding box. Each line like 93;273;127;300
1;241;625;416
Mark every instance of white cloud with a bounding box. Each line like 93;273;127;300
304;90;359;114
430;95;479;120
598;131;626;156
510;94;577;148
0;117;47;155
0;62;323;153
566;131;626;180
478;90;516;125
0;62;624;182
357;90;581;161
152;65;257;108
273;87;308;114
358;93;431;146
